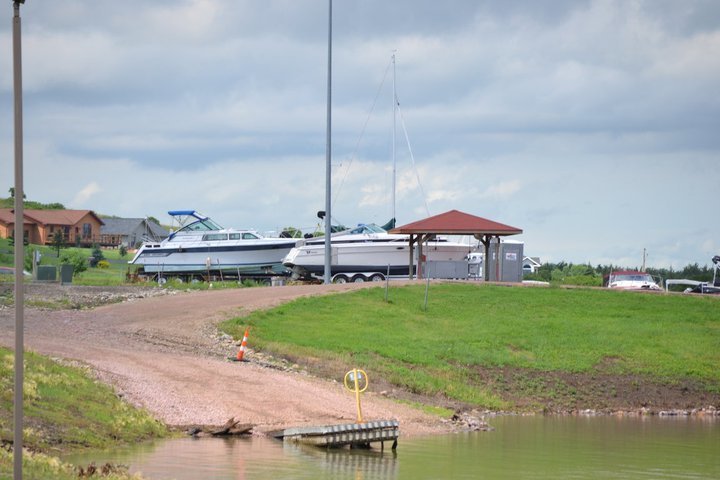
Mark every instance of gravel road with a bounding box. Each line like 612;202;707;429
0;283;449;436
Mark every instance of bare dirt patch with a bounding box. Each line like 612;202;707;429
471;365;720;415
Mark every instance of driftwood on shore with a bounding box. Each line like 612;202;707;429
188;417;254;437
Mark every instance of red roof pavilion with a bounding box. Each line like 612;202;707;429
390;209;523;281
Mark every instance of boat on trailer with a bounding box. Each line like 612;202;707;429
282;223;475;283
130;210;297;279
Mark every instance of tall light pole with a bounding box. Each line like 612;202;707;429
12;1;26;478
323;0;332;284
391;52;396;228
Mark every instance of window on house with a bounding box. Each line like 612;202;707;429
83;223;92;239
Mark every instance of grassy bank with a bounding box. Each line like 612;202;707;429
221;283;720;411
0;347;167;478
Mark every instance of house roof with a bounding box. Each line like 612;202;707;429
523;256;542;266
101;218;168;237
0;209;28;225
100;218;144;234
390;209;522;236
22;209;105;226
0;208;44;226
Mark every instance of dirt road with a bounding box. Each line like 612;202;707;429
0;283;449;436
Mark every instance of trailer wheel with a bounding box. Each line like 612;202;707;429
333;274;349;284
368;273;385;282
351;274;366;283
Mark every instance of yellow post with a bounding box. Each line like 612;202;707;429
344;368;368;423
353;368;363;422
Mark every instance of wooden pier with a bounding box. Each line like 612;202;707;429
272;420;399;450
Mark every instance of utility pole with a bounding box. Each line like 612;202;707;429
12;2;26;478
323;0;332;284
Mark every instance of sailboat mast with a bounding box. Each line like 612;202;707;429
391;53;397;226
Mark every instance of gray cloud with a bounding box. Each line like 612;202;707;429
0;0;718;268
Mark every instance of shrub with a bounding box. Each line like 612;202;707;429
91;244;105;262
96;260;110;269
59;250;87;277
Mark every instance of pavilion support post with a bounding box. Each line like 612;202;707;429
417;236;424;280
494;236;501;281
408;234;415;280
477;234;492;282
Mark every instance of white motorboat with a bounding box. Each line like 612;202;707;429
605;270;662;291
283;223;474;282
130;210;297;277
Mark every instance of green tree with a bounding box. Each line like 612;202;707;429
51;231;65;255
89;244;104;267
44;202;65;210
119;244;128;258
8;187;26;199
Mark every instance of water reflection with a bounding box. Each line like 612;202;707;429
284;443;398;480
65;416;719;480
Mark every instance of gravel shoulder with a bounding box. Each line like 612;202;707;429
0;283;451;437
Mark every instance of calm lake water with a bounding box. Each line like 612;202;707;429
66;416;719;479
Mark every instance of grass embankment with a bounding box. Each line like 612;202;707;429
222;283;720;412
0;347;167;479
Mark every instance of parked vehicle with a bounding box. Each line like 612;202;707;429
665;255;720;294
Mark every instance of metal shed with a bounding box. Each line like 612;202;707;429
389;209;523;281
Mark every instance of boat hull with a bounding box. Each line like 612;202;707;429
132;241;296;275
284;241;472;278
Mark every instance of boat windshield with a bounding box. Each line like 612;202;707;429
178;218;223;232
612;274;654;283
345;224;387;235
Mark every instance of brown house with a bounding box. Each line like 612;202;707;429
0;209;105;246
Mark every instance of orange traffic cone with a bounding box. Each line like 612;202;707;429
235;328;250;362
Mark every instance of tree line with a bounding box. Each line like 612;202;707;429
2;190;65;210
525;261;717;287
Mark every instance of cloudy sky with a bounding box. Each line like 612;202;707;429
1;0;718;269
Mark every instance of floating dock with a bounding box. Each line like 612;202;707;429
273;420;399;450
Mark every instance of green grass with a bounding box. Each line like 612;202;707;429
0;448;145;480
221;283;720;409
0;348;167;453
0;347;166;478
0;239;135;285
